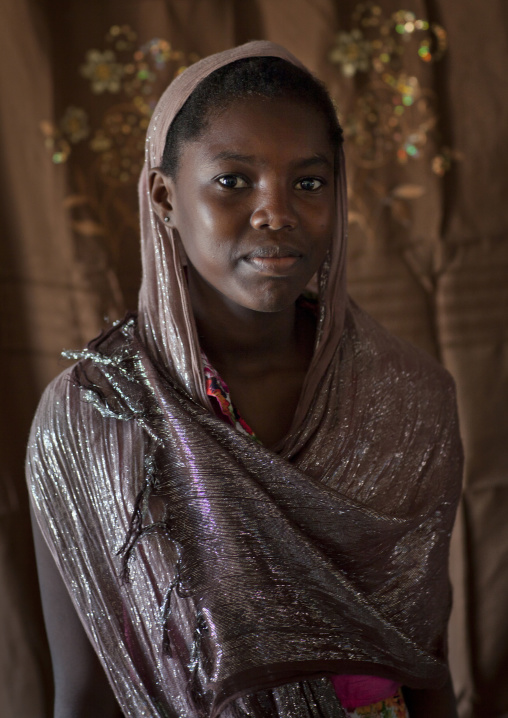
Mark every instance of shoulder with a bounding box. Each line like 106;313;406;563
27;366;84;463
343;300;463;508
26;367;86;505
346;299;463;471
347;298;456;399
27;364;98;455
26;363;145;501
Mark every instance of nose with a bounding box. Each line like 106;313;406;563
250;184;297;231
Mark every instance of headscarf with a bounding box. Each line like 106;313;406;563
27;42;463;718
137;41;348;444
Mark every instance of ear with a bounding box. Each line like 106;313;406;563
149;168;177;227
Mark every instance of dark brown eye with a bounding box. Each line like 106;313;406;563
296;178;324;191
218;174;248;188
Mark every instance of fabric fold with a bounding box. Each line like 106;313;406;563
28;299;461;716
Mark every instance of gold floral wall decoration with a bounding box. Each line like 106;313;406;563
329;3;448;172
41;25;198;174
329;2;459;245
40;26;199;317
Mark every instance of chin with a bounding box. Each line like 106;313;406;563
237;285;304;314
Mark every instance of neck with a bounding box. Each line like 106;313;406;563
187;268;300;375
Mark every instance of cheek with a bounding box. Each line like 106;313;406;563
175;204;214;263
309;204;335;248
177;218;233;281
184;195;238;244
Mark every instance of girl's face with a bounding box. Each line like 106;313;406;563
152;95;337;315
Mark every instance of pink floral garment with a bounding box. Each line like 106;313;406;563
346;689;409;718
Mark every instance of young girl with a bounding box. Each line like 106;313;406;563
27;41;462;718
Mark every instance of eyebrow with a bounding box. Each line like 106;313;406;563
209;150;333;170
296;154;333;170
210;151;257;164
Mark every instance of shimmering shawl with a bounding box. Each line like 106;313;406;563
27;42;463;718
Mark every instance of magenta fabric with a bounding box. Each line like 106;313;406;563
331;675;401;711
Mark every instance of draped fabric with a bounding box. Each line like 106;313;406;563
2;2;507;717
27;42;462;718
27;303;462;717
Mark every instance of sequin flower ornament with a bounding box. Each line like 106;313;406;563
60;106;90;143
80;49;125;94
328;3;457;240
42;26;198;171
328;4;449;171
329;29;372;78
39;25;200;321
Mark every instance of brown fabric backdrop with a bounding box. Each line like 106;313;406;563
1;1;507;716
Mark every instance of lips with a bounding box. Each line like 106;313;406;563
243;245;303;275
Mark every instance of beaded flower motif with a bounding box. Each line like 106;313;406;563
328;2;459;242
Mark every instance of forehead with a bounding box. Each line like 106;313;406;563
179;95;334;168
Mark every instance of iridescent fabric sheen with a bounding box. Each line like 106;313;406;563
26;42;463;718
